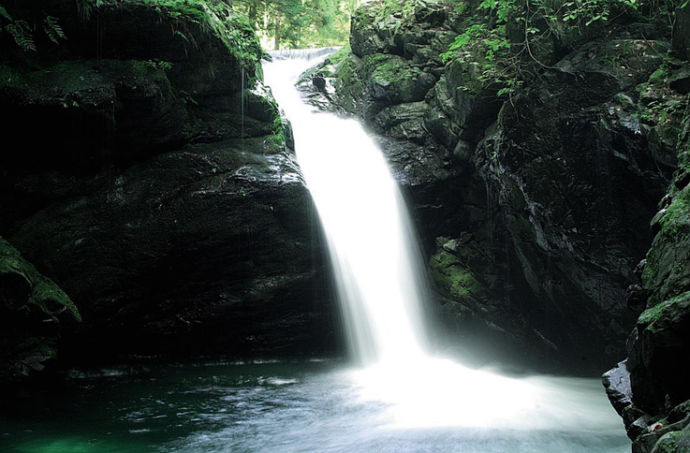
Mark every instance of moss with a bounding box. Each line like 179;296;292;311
0;237;80;322
430;245;483;300
0;59;174;103
325;45;351;69
642;175;690;303
671;400;690;422
638;291;690;329
364;53;408;82
1;236;80;380
660;187;690;236
651;424;690;453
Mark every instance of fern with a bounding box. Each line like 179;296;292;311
6;20;37;52
43;16;67;44
0;5;12;21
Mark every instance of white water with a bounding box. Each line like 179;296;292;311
262;50;627;439
265;48;428;365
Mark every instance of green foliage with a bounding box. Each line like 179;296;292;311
75;0;264;69
430;246;483;300
43;16;66;44
375;0;417;22
0;3;67;52
636;58;687;144
0;237;80;322
234;0;359;49
442;0;683;97
4;19;36;51
267;110;288;147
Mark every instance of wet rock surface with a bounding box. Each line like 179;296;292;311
0;0;338;377
0;237;80;381
301;0;676;373
605;100;690;453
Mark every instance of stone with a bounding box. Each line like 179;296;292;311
0;237;80;381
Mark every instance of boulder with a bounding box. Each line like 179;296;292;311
0;237;80;380
0;0;338;373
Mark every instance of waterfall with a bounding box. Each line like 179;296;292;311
264;50;430;366
261;51;624;432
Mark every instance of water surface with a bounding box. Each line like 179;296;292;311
0;360;628;453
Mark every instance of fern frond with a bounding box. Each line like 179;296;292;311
43;16;67;43
0;5;12;22
6;20;37;52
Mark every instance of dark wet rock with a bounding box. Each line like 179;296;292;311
604;360;634;415
306;0;675;373
603;51;690;451
0;0;338;376
469;39;673;370
7;137;336;362
0;237;80;381
622;101;690;427
0;59;190;174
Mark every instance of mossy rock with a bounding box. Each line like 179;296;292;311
642;159;690;307
429;239;483;302
0;236;80;381
651;423;690;453
362;53;437;104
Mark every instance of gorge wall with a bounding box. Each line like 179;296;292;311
604;7;690;451
0;0;338;381
299;0;686;376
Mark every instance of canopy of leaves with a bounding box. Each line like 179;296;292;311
234;0;360;49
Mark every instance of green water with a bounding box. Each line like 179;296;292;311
0;360;629;453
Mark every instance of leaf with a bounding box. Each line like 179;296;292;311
43;16;67;44
6;21;36;52
0;5;12;21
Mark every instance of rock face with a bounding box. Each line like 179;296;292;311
0;237;80;381
598;10;690;452
303;0;675;372
603;95;690;453
0;0;337;375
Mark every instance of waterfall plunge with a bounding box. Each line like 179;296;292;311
262;51;625;433
264;49;428;366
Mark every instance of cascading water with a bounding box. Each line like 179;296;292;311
263;49;531;428
263;49;628;435
264;48;429;366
